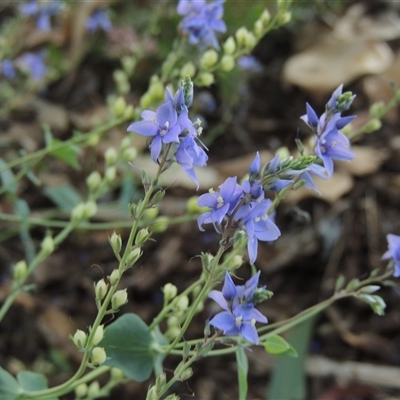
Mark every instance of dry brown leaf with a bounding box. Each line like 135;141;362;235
336;145;388;176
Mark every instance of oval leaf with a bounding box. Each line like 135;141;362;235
264;335;296;356
0;367;20;400
100;313;155;382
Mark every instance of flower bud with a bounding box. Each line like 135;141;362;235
121;56;136;76
235;27;250;47
223;36;236;55
86;134;100;147
279;11;291;25
109;269;120;286
112;289;128;310
110;367;125;380
41;236;55;255
120;136;132;150
84;201;98;219
126;247;141;267
244;31;256;48
275;146;291;160
71;203;86;222
155;373;166;390
146;385;158;400
143;207;158;220
95;279;108;301
260;9;271;24
13;260;28;282
163;283;178;302
220;55;235;72
177;367;193;381
364;118;382;133
176;295;189;312
149;75;164;99
231;255;243;271
105;147;118;166
113;97;127;117
86;171;102;193
92;325;104;346
167;316;180;329
109;232;122;255
180;61;196;78
201;49;218;69
123;104;135;119
73;329;87;349
254;19;264;37
75;383;88;399
87;381;100;398
197;72;214;87
91;347;107;365
135;228;150;245
151;216;169;233
104;166;117;182
122;146;138;162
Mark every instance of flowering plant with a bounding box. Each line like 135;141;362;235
0;1;400;399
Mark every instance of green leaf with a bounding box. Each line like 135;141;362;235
43;184;82;212
0;366;20;399
100;313;155;382
264;334;297;357
17;371;48;391
0;157;17;194
235;347;248;400
267;316;317;400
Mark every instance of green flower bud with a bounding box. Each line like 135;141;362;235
155;373;166;390
126;247;142;267
112;289;128;310
163;283;178;302
140;92;153;110
91;347;107;365
254;19;264;37
73;329;87;349
201;49;218;69
92;325;104;346
151;216;169;233
275;146;291;160
110;367;125;380
223;37;236;55
41;236;55;255
364;118;382;133
149;75;164;99
86;134;100;147
121;56;136;76
220;55;235;72
123;104;135;119
71;203;86;222
231;255;243;271
109;232;122;255
279;11;291;25
177;367;193;381
197;72;214;87
113;69;127;84
186;196;210;214
120;136;132;150
122;147;138;162
104;166;117;182
176;295;189;312
84;201;98;219
13;260;28;282
95;279;108;301
369;102;385;118
146;385;158;400
151;190;166;205
86;171;102;193
87;381;100;398
75;383;88;399
260;9;271;24
109;269;120;286
135;228;150;245
105;147;118;166
143;207;159;220
113;97;127;117
244;31;256;48
180;62;196;78
235;27;250;47
164;394;180;400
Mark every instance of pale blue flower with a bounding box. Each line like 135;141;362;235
19;0;64;31
382;234;400;277
86;9;112;33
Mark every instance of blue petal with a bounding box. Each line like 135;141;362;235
127;120;158;136
240;323;259;344
222;272;236;301
209;311;236;332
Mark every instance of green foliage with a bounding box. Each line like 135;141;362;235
43;184;83;212
0;366;20;400
263;334;298;357
99;313;158;382
235;346;249;400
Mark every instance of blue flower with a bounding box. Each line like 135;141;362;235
127;102;181;162
382;234;400;277
177;0;226;49
16;51;48;81
208;271;268;344
86;9;112;33
197;177;242;232
1;59;16;78
175;135;208;189
234;200;281;264
19;0;64;31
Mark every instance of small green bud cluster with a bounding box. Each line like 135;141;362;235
109;231;122;256
95;279;109;303
125;247;142;268
140;75;164;109
71;201;98;222
111;289;128;310
163;283;178;303
145;373;169;400
135;228;151;245
113;69;130;95
13;260;28;282
91;347;107;365
174;362;193;382
41;235;55;255
72;329;87;350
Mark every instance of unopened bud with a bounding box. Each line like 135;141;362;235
87;381;100;398
84;201;98;219
126;247;141;267
121;56;136;76
13;260;28;281
109;232;122;255
75;383;88;399
92;325;104;346
110;367;125;380
220;55;235;72
260;9;271;24
112;289;128;310
122;147;138;162
244;31;256;48
151;216;169;233
279;11;291;25
86;171;102;193
275;146;291;160
176;295;189;312
223;37;236;55
71;203;86;222
123;104;135;119
41;236;55;255
73;329;87;349
178;367;193;381
135;228;150;245
113;97;127;117
146;385;158;400
104;166;117;182
235;27;250;47
163;283;178;302
105;147;118;166
201;49;218;69
364;118;382;133
109;269;120;286
197;72;214;87
180;61;196;78
143;207;158;220
231;255;243;270
95;279;108;301
254;19;264;37
91;347;107;365
155;373;166;390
